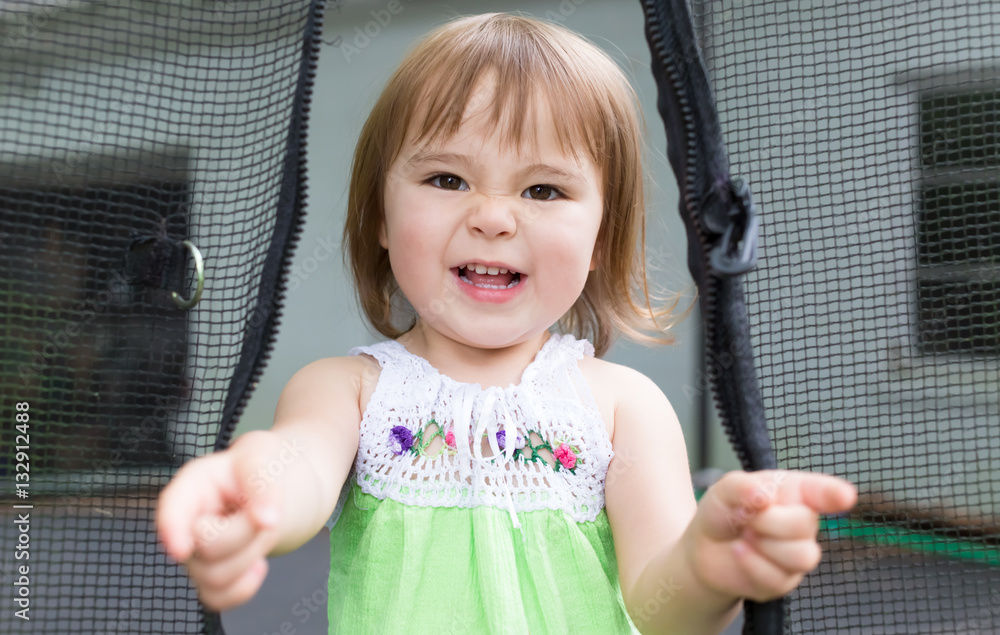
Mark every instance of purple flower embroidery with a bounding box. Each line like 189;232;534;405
496;430;525;451
388;426;414;455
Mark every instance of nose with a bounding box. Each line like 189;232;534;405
467;195;517;238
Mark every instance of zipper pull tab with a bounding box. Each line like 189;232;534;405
709;177;759;276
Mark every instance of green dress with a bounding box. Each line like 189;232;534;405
326;333;640;634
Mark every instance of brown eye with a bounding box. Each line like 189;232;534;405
430;174;466;191
525;185;559;201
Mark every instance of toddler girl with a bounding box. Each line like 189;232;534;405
157;12;855;634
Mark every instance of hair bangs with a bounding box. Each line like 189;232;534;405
399;17;603;172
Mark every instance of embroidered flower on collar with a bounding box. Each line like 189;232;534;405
553;442;578;470
388;426;414;455
445;429;457;450
496;429;525;452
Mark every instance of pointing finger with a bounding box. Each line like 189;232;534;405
774;472;858;514
700;470;856;541
190;494;281;562
156;454;239;562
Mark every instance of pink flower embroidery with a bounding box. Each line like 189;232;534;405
554;443;577;470
445;429;456;448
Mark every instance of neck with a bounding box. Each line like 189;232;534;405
399;321;552;388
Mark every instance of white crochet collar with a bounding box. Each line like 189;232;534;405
383;331;562;391
326;332;613;535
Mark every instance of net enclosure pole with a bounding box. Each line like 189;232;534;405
639;0;783;633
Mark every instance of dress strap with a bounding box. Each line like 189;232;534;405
348;340;414;369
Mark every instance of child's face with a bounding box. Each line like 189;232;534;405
380;78;603;349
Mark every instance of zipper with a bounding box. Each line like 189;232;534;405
640;4;780;634
641;0;761;469
213;0;327;452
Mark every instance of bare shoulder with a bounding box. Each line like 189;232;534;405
606;362;685;456
354;353;382;417
575;355;635;443
273;355;369;431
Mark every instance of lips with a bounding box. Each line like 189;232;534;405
451;265;526;302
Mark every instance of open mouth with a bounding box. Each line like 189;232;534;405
454;266;523;290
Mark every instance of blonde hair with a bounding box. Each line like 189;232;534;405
341;12;691;357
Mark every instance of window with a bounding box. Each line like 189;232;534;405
916;87;1000;355
0;153;192;484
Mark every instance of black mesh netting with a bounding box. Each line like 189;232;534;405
0;0;323;632
693;1;1000;632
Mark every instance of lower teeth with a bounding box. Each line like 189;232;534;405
459;272;520;290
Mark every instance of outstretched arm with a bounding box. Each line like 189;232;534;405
262;355;364;556
156;355;363;610
605;365;856;635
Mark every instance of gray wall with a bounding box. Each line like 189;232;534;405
699;0;1000;511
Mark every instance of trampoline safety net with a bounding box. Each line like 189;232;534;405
0;0;323;632
693;0;1000;632
2;0;999;634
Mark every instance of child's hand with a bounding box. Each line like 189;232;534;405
687;470;857;603
155;441;283;612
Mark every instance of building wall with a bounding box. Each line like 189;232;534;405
698;0;1000;512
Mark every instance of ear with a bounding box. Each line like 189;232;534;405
378;219;388;250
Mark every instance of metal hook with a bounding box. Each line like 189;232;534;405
171;240;204;309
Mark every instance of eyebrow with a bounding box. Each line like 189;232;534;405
405;150;587;186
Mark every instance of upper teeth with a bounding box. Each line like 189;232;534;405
465;263;514;275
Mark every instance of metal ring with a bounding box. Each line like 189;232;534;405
171;240;204;309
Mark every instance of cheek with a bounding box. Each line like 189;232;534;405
385;213;448;290
542;233;596;291
384;192;440;265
